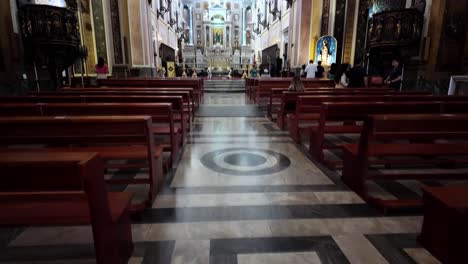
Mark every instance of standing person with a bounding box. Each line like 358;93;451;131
95;57;108;79
207;67;212;79
384;58;403;90
304;60;317;79
315;61;325;78
348;60;365;87
261;69;271;78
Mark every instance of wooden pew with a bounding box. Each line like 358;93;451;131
287;95;468;143
269;88;393;121
46;103;181;168
0;95;188;136
419;186;468;264
97;78;203;104
0;102;181;169
0;152;134;264
253;78;336;104
341;114;468;211
0;116;163;211
275;91;431;129
309;101;468;166
36;88;196;115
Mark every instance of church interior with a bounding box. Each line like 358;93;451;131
1;0;468;263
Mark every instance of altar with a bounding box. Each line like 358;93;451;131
181;0;253;71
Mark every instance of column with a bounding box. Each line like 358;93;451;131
242;8;246;45
189;7;194;44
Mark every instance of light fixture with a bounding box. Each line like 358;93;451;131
257;9;269;30
269;1;281;18
157;5;169;18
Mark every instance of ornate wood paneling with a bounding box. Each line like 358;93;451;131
367;9;423;49
18;4;80;67
110;0;123;64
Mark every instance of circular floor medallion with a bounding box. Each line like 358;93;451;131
200;148;291;176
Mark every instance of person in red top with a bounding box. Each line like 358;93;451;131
95;57;108;79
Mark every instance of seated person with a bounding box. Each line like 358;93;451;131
261;69;271;78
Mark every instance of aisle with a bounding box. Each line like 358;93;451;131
149;93;432;264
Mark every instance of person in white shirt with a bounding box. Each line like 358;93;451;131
304;60;317;79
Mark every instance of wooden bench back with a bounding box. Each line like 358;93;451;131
0;116;154;146
42;103;173;123
297;95;468;115
0;152;102;193
272;88;393;96
280;91;431;111
366;114;468;141
98;78;201;91
321;101;446;122
0;95;184;111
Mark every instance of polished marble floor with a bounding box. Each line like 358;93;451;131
0;93;442;264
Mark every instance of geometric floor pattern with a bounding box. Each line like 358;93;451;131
0;93;442;264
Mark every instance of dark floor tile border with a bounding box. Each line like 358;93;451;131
375;181;421;200
141;240;175;264
209;236;350;264
197;106;264;117
187;140;294;144
158;184;349;195
187;133;290;138
134;204;383;224
293;142;344;185
365;233;421;264
0;228;24;248
0;241;175;263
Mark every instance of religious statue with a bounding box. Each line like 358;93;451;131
368;21;374;39
319;40;330;66
203;10;209;21
226;10;231;21
395;20;401;39
215;32;221;44
376;21;383;39
246;30;252;45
